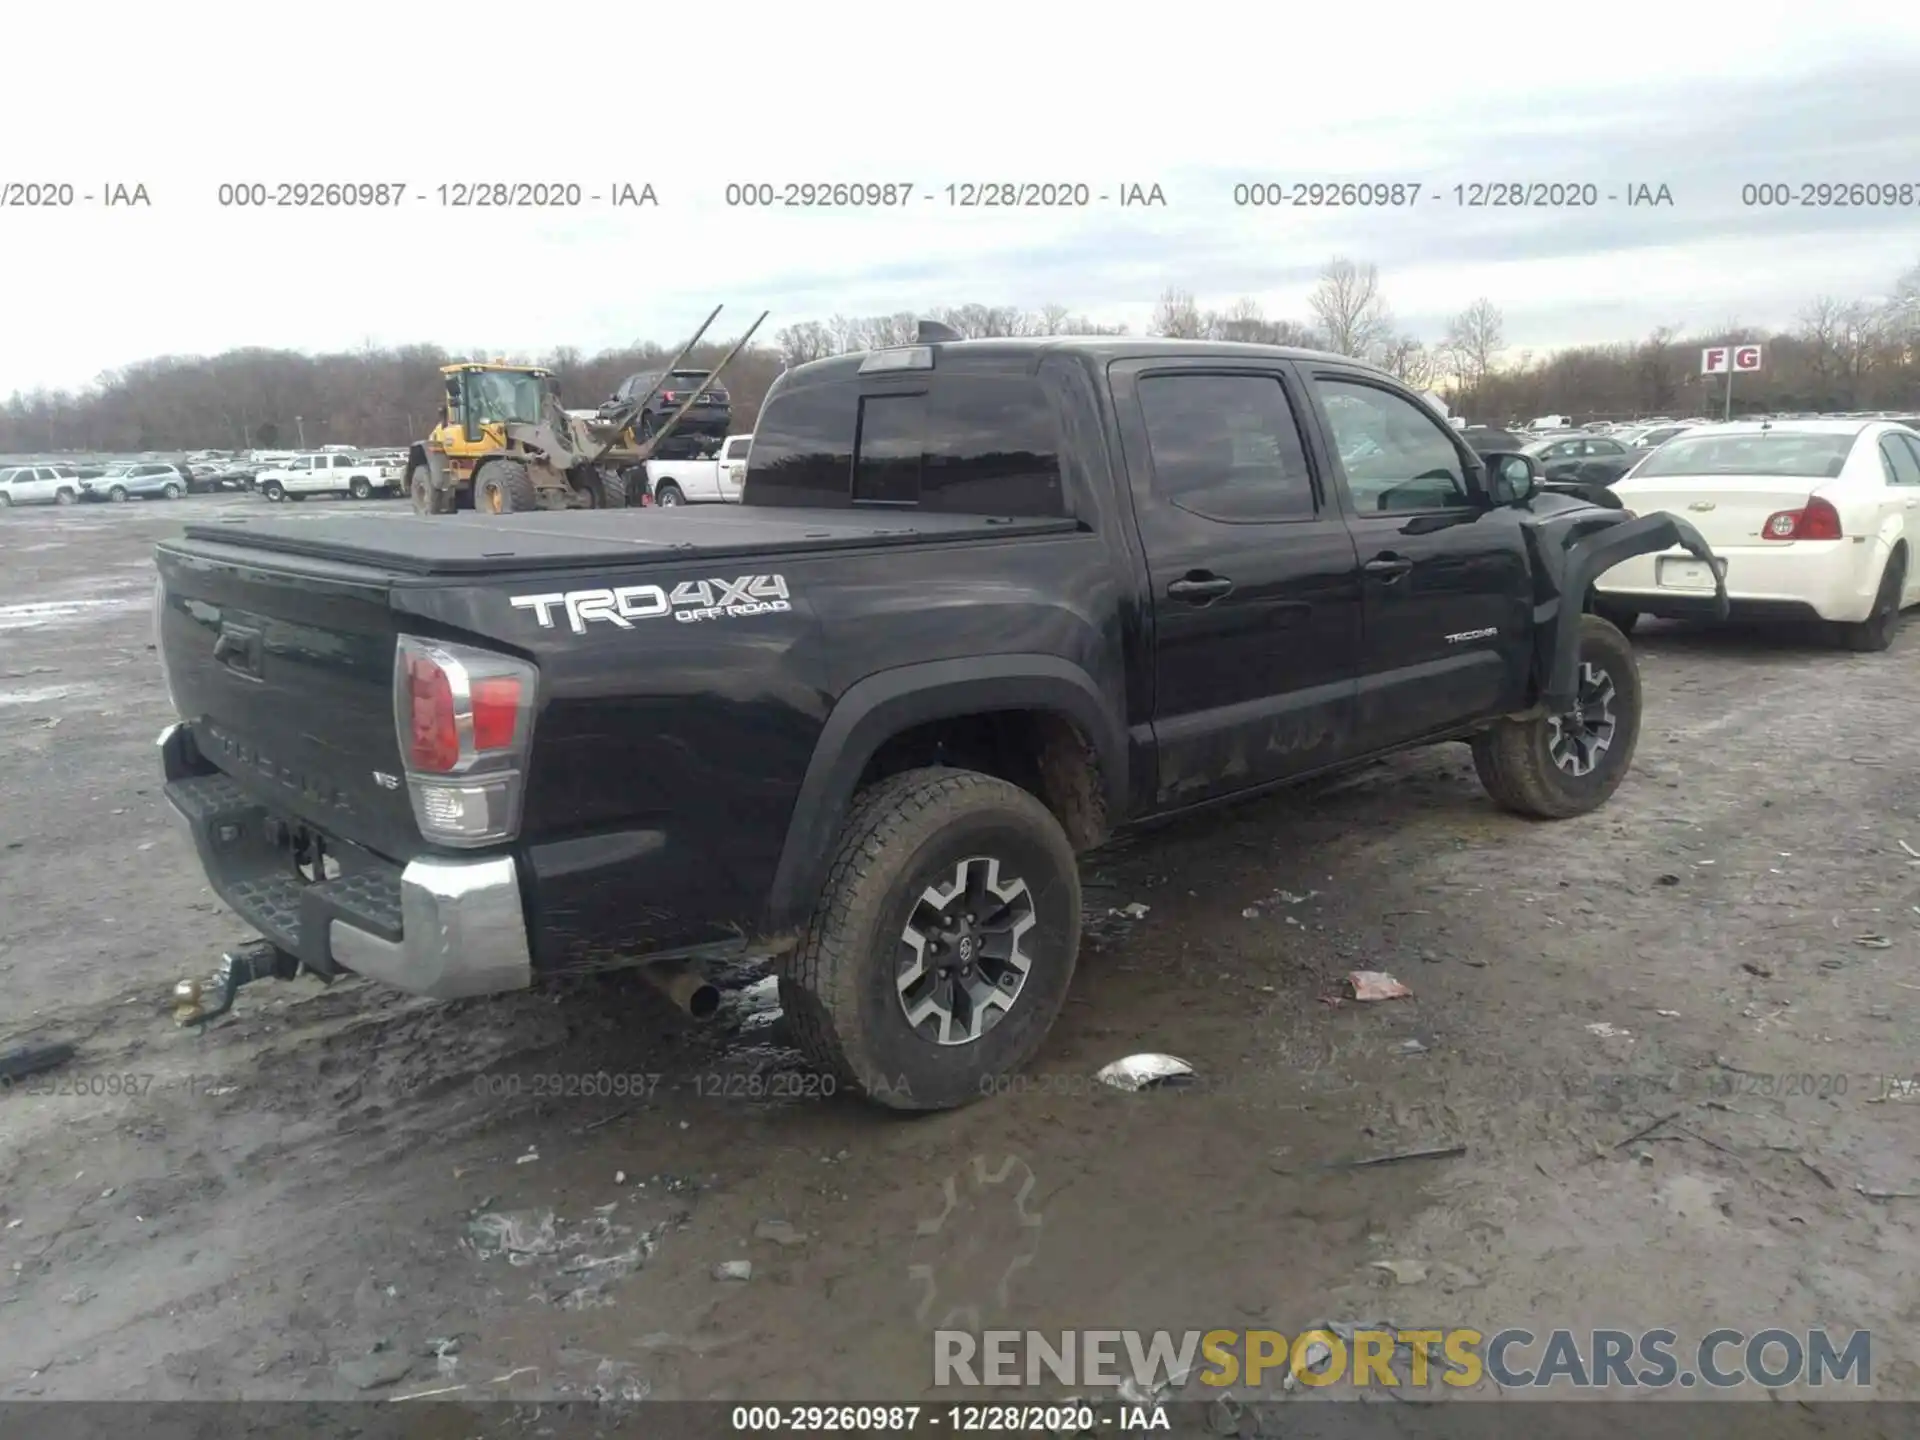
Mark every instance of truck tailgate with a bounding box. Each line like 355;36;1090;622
155;539;421;862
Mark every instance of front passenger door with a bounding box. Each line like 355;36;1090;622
1303;371;1533;753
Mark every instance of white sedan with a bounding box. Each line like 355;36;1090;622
1593;420;1920;650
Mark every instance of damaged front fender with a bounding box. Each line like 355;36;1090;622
1541;510;1727;712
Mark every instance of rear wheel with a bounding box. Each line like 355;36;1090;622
778;767;1082;1111
1834;551;1906;652
475;459;538;515
349;477;372;500
655;481;684;508
163;482;182;500
1472;614;1641;819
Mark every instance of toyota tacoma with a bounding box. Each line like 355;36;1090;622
152;331;1724;1110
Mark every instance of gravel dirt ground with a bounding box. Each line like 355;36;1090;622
0;496;1915;1412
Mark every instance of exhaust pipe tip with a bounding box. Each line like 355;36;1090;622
684;981;721;1021
641;960;721;1022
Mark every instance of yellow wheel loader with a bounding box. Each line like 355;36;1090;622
403;305;768;516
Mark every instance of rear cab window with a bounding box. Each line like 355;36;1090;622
745;363;1066;517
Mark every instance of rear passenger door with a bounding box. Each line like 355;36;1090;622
1111;359;1364;808
1299;369;1533;753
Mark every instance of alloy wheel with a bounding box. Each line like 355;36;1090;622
895;856;1037;1046
1547;662;1617;777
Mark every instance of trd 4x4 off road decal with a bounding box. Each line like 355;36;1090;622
511;575;792;633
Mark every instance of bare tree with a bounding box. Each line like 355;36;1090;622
1150;287;1208;339
1036;304;1075;336
1441;298;1504;394
1634;326;1687;414
1796;297;1846;398
1308;258;1394;360
773;321;837;367
1378;335;1437;390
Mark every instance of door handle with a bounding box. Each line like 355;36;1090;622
1364;554;1415;580
1167;574;1234;604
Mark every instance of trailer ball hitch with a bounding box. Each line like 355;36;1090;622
172;939;307;1028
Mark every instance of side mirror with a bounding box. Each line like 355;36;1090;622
1482;452;1540;506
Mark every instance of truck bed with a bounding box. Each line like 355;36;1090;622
177;508;1080;578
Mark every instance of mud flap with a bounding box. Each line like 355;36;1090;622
1544;512;1727;711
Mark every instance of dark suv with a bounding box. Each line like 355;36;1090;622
599;369;732;455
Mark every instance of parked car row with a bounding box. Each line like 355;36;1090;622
0;461;198;505
2;450;412;509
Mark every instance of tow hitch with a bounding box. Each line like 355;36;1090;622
172;939;317;1027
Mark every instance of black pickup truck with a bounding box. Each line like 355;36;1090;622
153;335;1724;1110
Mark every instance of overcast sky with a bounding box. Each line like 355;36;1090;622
7;2;1919;394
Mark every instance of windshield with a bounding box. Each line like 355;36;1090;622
1631;432;1855;479
664;371;719;396
467;370;547;425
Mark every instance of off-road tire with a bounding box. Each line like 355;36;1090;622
778;767;1082;1112
349;477;373;500
1834;550;1906;653
1592;601;1639;635
654;481;684;508
596;468;633;508
1472;614;1641;819
407;467;449;516
262;481;285;502
475;459;538;515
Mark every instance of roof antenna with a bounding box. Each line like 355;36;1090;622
916;319;963;344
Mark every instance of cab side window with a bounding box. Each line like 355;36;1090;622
1136;373;1316;522
1313;378;1472;513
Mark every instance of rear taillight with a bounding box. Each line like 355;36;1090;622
393;635;537;847
660;390;677;404
1760;496;1842;541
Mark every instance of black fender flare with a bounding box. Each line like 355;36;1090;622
763;655;1128;932
1544;510;1726;711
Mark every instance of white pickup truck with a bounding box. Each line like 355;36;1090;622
254;452;401;502
644;433;752;507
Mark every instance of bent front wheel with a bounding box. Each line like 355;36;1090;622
1472;614;1642;819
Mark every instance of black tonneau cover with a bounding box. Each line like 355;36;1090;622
177;508;1081;578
